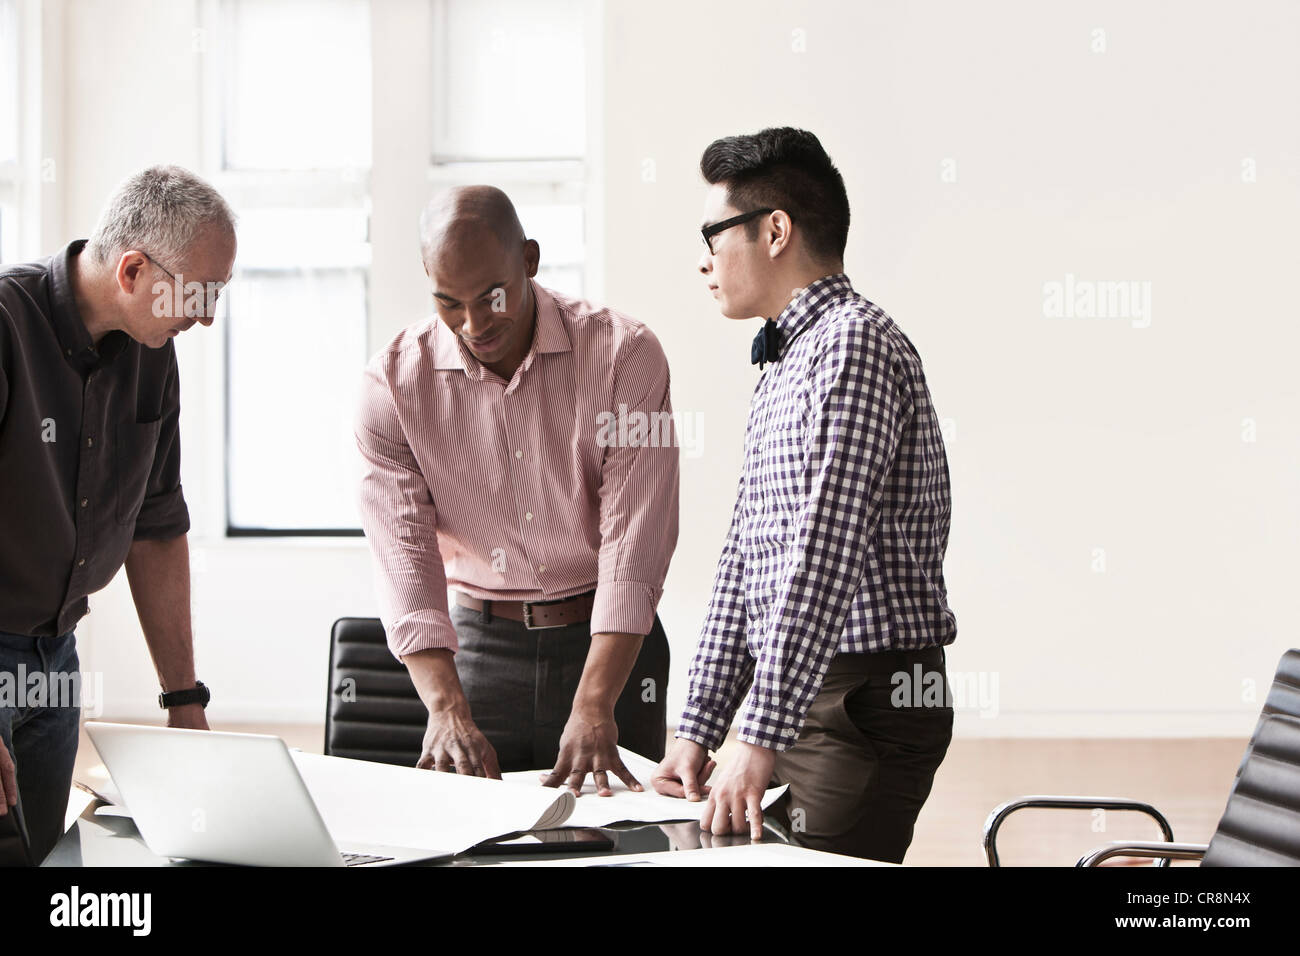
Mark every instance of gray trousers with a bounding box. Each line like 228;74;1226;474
449;602;670;772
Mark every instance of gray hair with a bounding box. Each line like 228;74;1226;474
86;165;237;269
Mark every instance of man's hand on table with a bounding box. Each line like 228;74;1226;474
541;703;641;797
699;740;775;841
403;648;501;778
418;702;501;778
651;737;716;801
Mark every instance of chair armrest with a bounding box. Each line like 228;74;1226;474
983;795;1176;867
1077;840;1208;867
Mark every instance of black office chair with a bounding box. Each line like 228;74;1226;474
983;648;1300;866
324;617;425;766
1077;713;1300;866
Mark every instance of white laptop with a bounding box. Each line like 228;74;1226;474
84;722;453;867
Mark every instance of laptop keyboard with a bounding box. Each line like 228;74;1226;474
341;851;394;866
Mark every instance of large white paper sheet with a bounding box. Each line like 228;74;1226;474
291;751;574;853
501;747;789;828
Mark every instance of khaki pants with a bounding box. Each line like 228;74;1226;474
767;646;953;863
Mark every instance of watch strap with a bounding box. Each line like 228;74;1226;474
158;680;209;709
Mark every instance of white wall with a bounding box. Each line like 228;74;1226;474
51;0;1300;737
599;0;1300;736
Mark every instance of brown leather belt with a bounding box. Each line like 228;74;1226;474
455;589;596;630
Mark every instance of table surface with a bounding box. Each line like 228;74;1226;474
42;793;795;867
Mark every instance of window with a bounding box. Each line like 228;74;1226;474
214;0;372;535
0;0;21;264
220;0;371;171
214;0;594;536
222;210;370;533
430;0;585;163
429;0;590;298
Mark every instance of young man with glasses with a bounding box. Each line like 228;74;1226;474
0;165;234;864
652;127;958;863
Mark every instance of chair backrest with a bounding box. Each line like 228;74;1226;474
1233;648;1300;778
324;617;425;766
1203;712;1300;866
1260;648;1300;720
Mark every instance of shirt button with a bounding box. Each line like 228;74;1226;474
65;348;72;357
514;449;522;459
538;564;546;573
86;437;94;448
80;498;88;508
77;558;86;567
525;512;533;521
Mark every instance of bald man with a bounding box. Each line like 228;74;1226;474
355;186;679;795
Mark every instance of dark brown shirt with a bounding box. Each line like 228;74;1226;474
0;239;190;637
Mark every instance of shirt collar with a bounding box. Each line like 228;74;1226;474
50;239;129;371
772;272;855;358
50;239;95;357
433;278;571;378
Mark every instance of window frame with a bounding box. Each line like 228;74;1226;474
426;0;594;299
0;0;31;264
201;0;374;538
221;263;371;538
201;0;602;539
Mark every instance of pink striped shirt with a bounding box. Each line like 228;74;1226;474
355;279;680;659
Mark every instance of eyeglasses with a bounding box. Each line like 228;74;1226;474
142;250;225;319
142;250;179;284
700;208;776;255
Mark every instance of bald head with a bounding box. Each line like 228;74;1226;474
419;184;541;378
419;185;526;266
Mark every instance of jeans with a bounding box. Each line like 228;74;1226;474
0;629;81;865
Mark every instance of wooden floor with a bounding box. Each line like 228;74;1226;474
909;737;1243;866
73;723;1246;866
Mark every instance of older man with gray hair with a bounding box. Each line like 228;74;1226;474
0;164;235;864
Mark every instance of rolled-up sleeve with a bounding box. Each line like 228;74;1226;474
590;326;680;636
132;344;191;541
355;357;458;658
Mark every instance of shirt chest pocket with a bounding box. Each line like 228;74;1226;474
115;420;160;526
751;423;808;517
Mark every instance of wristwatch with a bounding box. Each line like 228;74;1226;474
158;680;210;710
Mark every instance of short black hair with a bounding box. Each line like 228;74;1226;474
700;127;849;263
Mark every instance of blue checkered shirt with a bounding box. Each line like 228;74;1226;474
675;273;957;753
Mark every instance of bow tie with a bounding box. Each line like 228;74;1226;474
751;318;783;369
